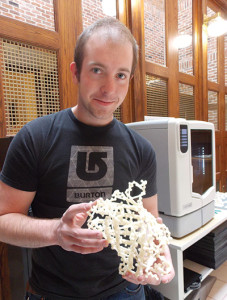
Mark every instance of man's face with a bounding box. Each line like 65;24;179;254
71;32;133;126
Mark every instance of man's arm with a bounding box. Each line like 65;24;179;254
0;180;107;253
142;194;159;217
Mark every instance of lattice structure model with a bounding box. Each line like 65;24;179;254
87;180;172;279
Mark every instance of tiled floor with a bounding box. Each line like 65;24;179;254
207;260;227;300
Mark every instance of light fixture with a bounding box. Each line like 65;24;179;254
204;12;227;37
102;0;116;17
175;33;192;49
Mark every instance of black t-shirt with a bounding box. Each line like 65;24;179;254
0;108;157;300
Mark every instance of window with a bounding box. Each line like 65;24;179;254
208;90;218;130
179;83;194;120
0;39;60;135
144;0;166;66
146;74;168;116
207;7;218;83
0;0;55;31
178;0;193;75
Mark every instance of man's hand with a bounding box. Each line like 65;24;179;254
122;245;175;285
56;202;108;254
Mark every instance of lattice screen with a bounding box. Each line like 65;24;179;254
0;38;60;135
179;83;195;120
146;74;168;117
208;90;218;130
113;106;121;121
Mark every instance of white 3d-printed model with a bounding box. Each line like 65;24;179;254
87;180;172;279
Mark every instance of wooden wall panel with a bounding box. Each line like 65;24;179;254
118;0;134;123
54;0;83;110
166;0;179;117
0;243;11;300
0;137;13;299
0;15;59;50
224;133;227;191
129;0;147;121
193;0;204;120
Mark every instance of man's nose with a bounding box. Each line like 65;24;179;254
100;76;115;95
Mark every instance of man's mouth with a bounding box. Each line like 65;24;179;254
93;98;115;105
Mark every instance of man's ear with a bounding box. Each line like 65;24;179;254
70;62;79;84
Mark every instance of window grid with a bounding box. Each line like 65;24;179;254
179;83;195;120
0;38;60;135
208;90;218;130
146;74;168;117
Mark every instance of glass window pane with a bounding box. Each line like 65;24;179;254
146;74;168;116
144;0;166;66
207;7;218;83
0;0;55;31
178;0;193;75
208;90;218;130
82;0;116;28
179;83;194;119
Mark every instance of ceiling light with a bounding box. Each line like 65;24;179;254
204;13;227;37
175;34;192;49
102;0;116;17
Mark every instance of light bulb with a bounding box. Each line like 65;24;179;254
102;0;116;17
175;34;192;49
207;16;227;37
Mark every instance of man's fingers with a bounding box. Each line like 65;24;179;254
70;236;108;248
123;271;161;286
69;227;104;240
62;203;93;223
57;202;110;254
156;217;163;224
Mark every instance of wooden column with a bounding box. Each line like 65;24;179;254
54;0;83;110
166;0;179;117
193;0;204;120
129;0;147;121
118;0;134;124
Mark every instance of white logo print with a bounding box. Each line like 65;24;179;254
67;146;114;203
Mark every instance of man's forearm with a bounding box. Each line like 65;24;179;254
0;213;58;248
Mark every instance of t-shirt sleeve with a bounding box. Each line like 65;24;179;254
0;125;40;191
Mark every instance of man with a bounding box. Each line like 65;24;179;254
0;18;174;299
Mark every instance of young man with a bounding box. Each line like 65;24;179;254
0;18;174;299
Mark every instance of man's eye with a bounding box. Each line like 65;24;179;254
92;68;101;74
117;73;126;79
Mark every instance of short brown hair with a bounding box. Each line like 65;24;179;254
74;17;138;78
